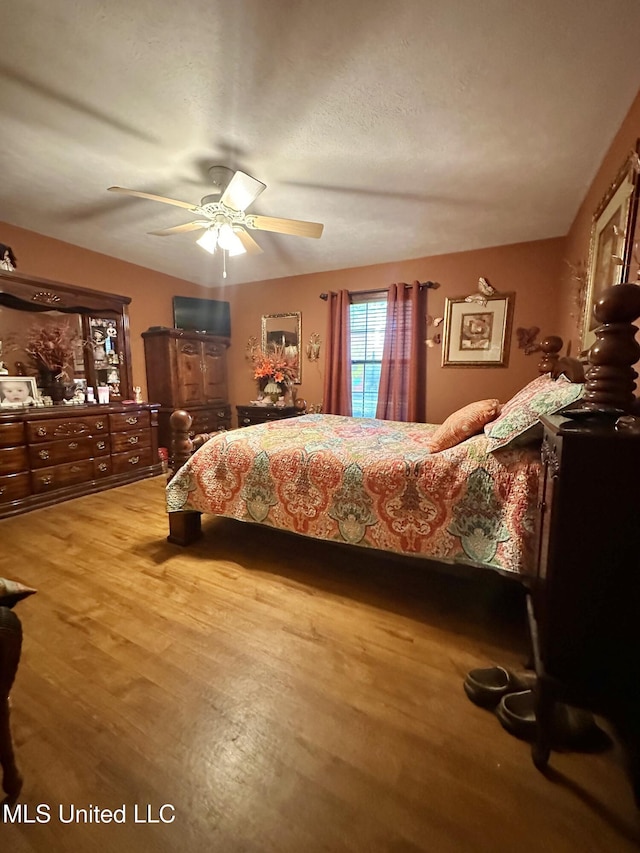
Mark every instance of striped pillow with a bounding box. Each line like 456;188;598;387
428;399;502;453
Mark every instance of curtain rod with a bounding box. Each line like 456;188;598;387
319;281;438;300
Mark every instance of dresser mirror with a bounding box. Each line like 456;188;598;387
261;311;302;384
0;269;133;401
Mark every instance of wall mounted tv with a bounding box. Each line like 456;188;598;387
173;296;231;338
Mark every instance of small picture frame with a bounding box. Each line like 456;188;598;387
442;293;514;367
582;142;640;351
0;375;41;408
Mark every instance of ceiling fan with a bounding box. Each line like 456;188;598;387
108;166;324;265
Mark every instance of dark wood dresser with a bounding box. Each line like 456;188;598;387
236;405;302;428
0;403;162;519
142;328;231;449
530;413;640;798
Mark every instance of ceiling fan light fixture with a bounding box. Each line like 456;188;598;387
196;227;219;254
217;223;246;256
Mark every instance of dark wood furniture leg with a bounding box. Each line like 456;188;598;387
0;607;23;804
167;511;203;546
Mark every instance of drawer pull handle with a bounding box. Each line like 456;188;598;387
70;465;81;473
97;441;106;450
37;427;48;437
243;418;250;425
127;435;139;445
39;449;50;460
98;462;108;472
96;421;105;430
128;456;140;465
0;487;4;496
126;417;138;425
68;441;79;450
40;475;53;486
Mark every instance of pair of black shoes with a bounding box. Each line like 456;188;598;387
464;665;610;750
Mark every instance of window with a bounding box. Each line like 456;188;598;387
349;297;387;418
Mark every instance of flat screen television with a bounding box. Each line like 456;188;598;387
173;296;231;338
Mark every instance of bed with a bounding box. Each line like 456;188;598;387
165;332;591;581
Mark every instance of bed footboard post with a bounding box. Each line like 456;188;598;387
168;510;202;545
537;336;563;375
169;409;194;479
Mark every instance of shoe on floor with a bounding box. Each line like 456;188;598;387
496;689;612;750
464;665;537;709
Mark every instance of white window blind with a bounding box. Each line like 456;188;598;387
349;298;387;418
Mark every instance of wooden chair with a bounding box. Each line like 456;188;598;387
0;606;23;803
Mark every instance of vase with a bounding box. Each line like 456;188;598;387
39;370;73;403
263;381;282;404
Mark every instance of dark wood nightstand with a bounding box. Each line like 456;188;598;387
530;413;640;802
236;405;302;428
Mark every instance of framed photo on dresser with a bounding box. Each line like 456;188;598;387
0;375;40;408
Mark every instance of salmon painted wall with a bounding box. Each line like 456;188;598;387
559;88;640;355
0;222;226;399
226;237;565;424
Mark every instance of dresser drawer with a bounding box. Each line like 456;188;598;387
27;414;108;443
0;445;29;475
191;413;231;434
111;447;152;475
29;435;111;469
109;410;150;433
0;421;25;448
31;459;94;493
110;429;150;453
0;471;32;503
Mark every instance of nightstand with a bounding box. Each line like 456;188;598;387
236;405;301;428
530;413;640;803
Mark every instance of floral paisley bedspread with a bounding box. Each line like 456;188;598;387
166;414;541;576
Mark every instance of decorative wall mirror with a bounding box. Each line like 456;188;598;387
261;312;302;383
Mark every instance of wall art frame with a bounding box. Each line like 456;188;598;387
442;293;514;367
581;141;640;351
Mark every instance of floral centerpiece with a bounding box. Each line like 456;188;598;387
8;319;83;401
24;320;79;379
250;343;298;403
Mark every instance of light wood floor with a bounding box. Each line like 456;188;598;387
1;476;638;852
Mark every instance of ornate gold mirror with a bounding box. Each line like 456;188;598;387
261;312;301;383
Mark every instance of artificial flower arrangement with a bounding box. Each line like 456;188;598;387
250;342;298;401
24;320;81;380
4;319;83;383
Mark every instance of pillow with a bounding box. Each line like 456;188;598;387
0;577;37;608
485;374;584;452
428;399;502;452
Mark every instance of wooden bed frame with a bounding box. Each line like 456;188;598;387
167;333;589;547
167;283;640;547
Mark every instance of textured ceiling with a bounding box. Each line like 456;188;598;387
3;1;640;288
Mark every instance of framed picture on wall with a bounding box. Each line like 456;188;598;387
442;293;514;367
581;142;640;351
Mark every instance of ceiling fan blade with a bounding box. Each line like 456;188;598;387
220;170;266;211
233;227;263;255
107;186;198;211
246;214;324;239
148;221;209;236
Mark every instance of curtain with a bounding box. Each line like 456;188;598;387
322;290;352;415
375;281;426;422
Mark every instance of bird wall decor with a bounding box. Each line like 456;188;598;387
464;276;497;307
516;326;541;355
